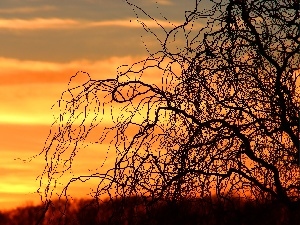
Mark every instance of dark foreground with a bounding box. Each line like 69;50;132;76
1;196;299;225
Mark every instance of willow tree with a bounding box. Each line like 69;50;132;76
38;0;300;222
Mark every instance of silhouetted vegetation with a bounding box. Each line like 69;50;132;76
1;196;300;225
34;0;299;224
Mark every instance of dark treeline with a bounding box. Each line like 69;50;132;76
0;195;299;225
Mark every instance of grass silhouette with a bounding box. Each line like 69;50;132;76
0;195;299;225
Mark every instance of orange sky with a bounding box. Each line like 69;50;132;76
0;57;145;210
0;0;202;210
1;0;298;211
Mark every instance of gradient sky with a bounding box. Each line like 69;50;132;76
0;0;209;210
2;0;299;212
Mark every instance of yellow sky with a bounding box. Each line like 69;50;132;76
0;54;158;210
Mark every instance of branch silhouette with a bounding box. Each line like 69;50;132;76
37;0;300;224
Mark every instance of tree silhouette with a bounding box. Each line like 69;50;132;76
37;0;300;223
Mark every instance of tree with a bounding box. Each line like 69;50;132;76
37;0;300;223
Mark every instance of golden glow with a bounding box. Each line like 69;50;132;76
0;183;35;194
0;6;57;14
0;56;145;78
0;18;79;30
0;18;183;30
153;0;173;5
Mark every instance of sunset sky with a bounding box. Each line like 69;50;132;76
2;0;299;213
0;0;209;210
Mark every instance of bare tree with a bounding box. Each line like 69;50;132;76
37;0;300;223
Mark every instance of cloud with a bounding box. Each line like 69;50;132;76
0;17;183;30
0;56;146;85
0;56;146;125
0;5;57;14
0;18;79;30
90;18;182;29
0;56;179;125
152;0;173;5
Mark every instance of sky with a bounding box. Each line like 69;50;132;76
0;0;207;210
1;0;299;212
